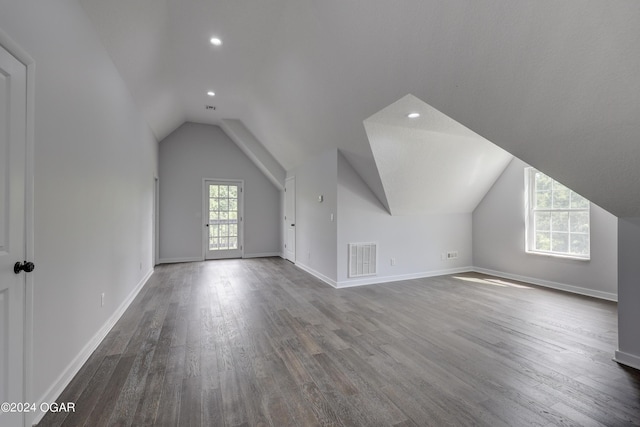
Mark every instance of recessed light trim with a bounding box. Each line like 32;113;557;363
210;37;222;46
407;112;420;119
207;91;215;97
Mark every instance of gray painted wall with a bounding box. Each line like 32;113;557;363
617;218;640;369
473;158;618;300
289;149;338;283
337;152;472;286
0;0;157;422
159;122;281;261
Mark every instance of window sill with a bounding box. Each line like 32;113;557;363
525;250;590;262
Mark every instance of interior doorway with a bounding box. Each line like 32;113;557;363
0;40;28;427
284;176;296;262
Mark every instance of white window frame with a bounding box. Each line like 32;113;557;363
525;168;590;260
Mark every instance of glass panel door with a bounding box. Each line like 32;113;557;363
205;180;242;259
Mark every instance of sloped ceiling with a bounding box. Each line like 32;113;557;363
365;95;512;215
78;0;640;217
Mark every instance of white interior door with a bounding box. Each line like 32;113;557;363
0;43;28;427
205;180;243;260
284;177;296;262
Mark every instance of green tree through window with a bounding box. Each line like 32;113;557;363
526;168;590;259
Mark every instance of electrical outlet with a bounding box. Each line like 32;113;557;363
442;251;458;260
101;293;105;307
391;258;396;266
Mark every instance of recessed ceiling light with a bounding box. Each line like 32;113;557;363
407;112;420;119
210;37;222;46
207;91;215;97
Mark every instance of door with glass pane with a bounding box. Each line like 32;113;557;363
205;180;243;259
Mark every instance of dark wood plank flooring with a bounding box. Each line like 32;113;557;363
38;258;640;426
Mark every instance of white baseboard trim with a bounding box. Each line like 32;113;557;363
295;262;338;288
472;267;618;302
336;266;474;288
614;350;640;371
243;252;282;259
30;268;154;426
158;256;201;264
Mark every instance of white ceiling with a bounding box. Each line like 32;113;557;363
78;0;640;217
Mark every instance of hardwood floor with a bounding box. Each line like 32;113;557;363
38;258;640;426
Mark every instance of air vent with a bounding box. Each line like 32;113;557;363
348;243;377;278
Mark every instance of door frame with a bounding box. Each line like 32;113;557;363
201;178;245;260
284;176;296;263
153;176;159;266
0;28;36;426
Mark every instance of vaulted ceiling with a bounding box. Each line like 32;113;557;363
365;94;513;215
78;0;640;217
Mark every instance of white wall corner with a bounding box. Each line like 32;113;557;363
295;262;338;288
29;268;153;426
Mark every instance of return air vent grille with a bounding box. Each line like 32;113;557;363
348;243;377;278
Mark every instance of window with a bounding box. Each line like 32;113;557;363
525;168;590;259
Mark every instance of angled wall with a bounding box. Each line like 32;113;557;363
159;122;281;261
473;158;618;300
220;119;286;190
616;218;640;369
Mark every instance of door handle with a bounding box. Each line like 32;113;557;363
291;224;295;227
14;261;35;274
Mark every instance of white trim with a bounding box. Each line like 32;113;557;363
31;268;153;425
243;252;282;259
472;267;617;302
295;262;338;288
295;263;476;290
337;266;474;288
524;249;590;262
614;350;640;371
159;254;284;263
158;257;202;264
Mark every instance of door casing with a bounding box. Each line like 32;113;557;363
202;178;244;260
284;176;296;263
0;29;35;427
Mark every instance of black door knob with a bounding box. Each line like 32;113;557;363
14;261;35;274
